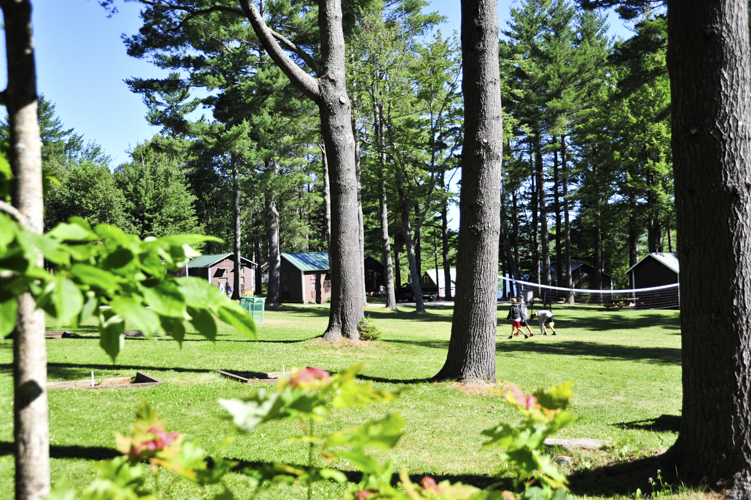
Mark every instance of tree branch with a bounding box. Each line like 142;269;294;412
269;29;321;76
238;0;321;103
0;200;31;231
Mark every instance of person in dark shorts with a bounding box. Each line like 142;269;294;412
531;310;558;336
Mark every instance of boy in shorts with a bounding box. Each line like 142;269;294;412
517;294;536;337
506;298;526;339
531;309;558;336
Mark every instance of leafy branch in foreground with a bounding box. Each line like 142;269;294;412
0;212;257;360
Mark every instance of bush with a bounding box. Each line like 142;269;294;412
358;316;381;341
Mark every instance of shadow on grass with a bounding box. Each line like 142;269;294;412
356;374;435;385
0;441;120;460
568;453;665;498
230;458;503;491
615;414;680;433
0;362;216;379
555;310;681;333
285;305;456;324
497;340;680;364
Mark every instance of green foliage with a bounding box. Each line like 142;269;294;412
357;315;381;341
0;212;256;358
482;382;576;500
50;401;237;499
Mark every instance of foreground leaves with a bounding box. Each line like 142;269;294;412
0;214;256;359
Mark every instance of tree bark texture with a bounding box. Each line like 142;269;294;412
318;0;364;341
553;147;563;286
375;105;397;310
434;0;502;382
253;236;263;295
535;131;550;286
396;174;426;313
320;143;332;250
667;0;751;494
2;1;51;498
239;0;363;339
561;135;573;303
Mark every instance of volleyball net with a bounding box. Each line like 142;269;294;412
498;276;680;310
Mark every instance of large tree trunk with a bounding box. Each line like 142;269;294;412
511;189;521;280
530;150;540;285
317;0;364;341
239;0;363;340
2;2;50;498
396;180;426;313
232;155;242;300
667;0;751;495
434;0;502;382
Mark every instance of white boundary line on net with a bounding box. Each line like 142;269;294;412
498;276;680;295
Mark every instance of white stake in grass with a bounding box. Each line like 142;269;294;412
91;371;95;387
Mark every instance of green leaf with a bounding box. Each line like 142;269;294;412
0;291;18;338
318;468;347;483
533;381;574;411
70;264;120;291
176;277;225;309
79;293;99;323
103;247;137;272
111;297;159;337
47;222;95;242
335;449;379;474
219;390;292;433
0;214;17;250
99;312;125;361
325;413;405;450
159;316;186;343
187;306;217;341
159;234;223;247
215;302;257;340
52;276;84;326
18;231;69;265
140;281;187;319
0;246;30;273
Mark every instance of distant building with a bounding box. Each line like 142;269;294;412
422;268;456;297
626;252;680;289
280;252;331;304
364;255;386;293
570;262;613;290
175;253;257;294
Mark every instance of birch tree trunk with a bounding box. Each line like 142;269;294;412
1;1;50;498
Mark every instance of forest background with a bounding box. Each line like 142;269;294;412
0;0;668;293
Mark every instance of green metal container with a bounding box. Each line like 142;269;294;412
239;297;265;324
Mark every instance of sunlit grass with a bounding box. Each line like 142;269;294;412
0;302;684;498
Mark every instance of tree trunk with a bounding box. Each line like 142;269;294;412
512;189;521;280
2;2;51;498
317;0;364;341
353;113;366;307
232;155;242;300
396;173;426;313
320;143;332;249
239;0;363;340
434;0;502;382
265;170;281;306
535;130;550;286
395;247;402;288
629;192;638;268
667;0;751;494
441;169;452;300
561;135;573;303
253;235;263;296
375;104;397;310
530;149;540;285
553;146;563;287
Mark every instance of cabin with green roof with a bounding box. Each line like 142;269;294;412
175;253;257;295
280;252;331;304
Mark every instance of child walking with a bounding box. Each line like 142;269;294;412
506;298;526;339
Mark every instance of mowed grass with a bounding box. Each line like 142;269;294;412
0;302;685;499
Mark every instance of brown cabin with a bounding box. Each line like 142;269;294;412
175;253;257;294
280;252;332;304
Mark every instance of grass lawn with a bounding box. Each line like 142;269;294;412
0;302;688;499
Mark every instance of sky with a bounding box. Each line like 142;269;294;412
0;0;633;168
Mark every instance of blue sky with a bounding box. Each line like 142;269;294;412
1;0;631;167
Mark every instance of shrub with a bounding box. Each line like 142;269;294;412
357;316;381;341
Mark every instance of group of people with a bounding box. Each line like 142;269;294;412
505;294;558;339
218;282;233;298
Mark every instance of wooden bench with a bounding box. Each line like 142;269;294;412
604;298;639;309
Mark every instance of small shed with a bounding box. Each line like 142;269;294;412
281;252;331;304
364;255;386;294
626;252;679;289
176;253;257;294
422;268;456;297
571;262;613;290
